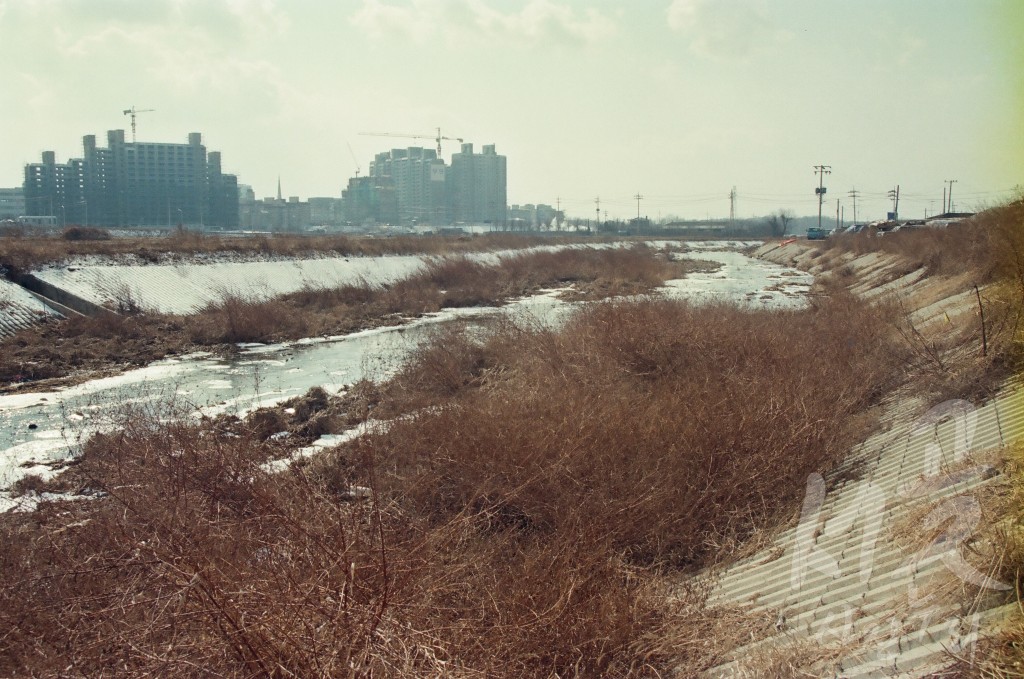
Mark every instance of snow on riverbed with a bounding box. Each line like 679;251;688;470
0;279;59;338
1;244;814;511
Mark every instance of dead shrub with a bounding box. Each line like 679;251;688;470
0;290;913;676
0;415;397;677
61;225;111;241
361;293;906;570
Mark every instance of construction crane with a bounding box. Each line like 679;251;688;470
122;106;155;142
346;142;362;177
359;127;464;156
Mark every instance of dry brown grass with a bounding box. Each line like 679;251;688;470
0;286;910;676
821;200;1023;288
0;246;691;385
186;246;687;344
0;229;582;275
361;293;907;571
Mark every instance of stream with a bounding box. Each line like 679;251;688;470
0;244;811;509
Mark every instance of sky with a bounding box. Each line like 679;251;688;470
0;0;1020;221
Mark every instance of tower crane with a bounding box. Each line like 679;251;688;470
359;127;464;156
123;106;155;142
346;142;362;177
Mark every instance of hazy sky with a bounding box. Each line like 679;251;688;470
1;0;1020;221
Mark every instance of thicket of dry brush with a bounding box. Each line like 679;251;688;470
189;245;697;344
1;290;909;677
1;245;694;386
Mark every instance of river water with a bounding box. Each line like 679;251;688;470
0;244;811;508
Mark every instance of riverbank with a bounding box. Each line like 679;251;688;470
3;206;1020;676
702;202;1024;676
0;286;904;677
0;244;718;391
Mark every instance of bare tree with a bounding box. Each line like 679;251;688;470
767;209;795;237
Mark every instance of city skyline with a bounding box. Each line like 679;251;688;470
1;0;1020;221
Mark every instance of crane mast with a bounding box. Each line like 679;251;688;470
122;106;155;142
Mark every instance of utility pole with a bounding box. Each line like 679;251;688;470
836;199;840;231
634;193;643;221
556;196;561;229
595;196;600;233
945;179;958;213
887;185;900;219
729;186;736;224
814;165;831;229
847;188;860;225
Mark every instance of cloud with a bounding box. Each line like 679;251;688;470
351;0;615;46
666;0;782;62
1;0;287;44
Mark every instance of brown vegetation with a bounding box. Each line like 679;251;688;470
0;246;694;387
0;228;580;275
816;199;1024;674
0;289;909;676
10;201;1024;675
821;208;1012;283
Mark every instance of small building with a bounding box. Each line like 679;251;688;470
0;188;25;219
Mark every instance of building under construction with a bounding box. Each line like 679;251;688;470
343;140;507;227
23;130;239;229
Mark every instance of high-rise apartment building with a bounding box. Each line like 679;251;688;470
342;175;399;226
449;143;507;225
369;147;448;225
23;130;239;228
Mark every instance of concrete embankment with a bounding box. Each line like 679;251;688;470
701;240;1017;678
0;252;438;338
0;279;60;339
30;253;430;315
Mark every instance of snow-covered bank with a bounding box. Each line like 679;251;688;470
0;279;59;338
25;241;761;316
33;253;428;314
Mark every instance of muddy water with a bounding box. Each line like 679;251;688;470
0;246;811;506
